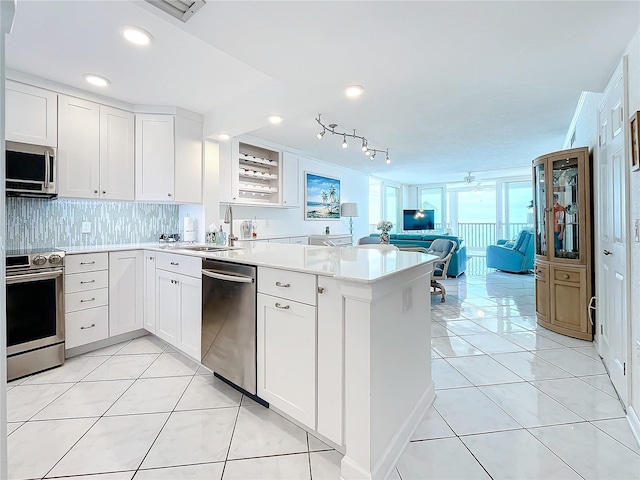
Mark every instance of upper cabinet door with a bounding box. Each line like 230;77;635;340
281;151;300;207
135;114;175;201
174;114;203;204
5;81;58;147
58;95;100;198
100;106;134;201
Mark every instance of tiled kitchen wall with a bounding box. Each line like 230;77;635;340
6;197;179;250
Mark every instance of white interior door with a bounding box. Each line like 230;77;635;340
597;61;628;403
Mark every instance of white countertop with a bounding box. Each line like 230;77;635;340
59;242;436;283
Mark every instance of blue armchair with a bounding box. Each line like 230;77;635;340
486;229;534;273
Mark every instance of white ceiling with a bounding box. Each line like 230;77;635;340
5;1;639;185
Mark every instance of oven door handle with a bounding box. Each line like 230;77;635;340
6;269;63;284
202;269;255;283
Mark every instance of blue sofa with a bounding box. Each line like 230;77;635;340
486;229;534;273
366;234;467;277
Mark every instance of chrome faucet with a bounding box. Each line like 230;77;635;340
224;205;238;247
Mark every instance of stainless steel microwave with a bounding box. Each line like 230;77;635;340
6;141;57;197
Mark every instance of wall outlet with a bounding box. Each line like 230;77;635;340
82;221;91;234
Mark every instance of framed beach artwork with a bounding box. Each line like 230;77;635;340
304;172;341;220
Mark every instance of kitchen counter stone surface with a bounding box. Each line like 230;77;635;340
59;242;436;283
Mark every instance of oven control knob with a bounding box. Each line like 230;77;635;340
32;255;47;266
48;254;62;265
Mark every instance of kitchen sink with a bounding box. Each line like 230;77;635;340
176;245;233;252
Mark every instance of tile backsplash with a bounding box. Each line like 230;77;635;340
6;197;179;250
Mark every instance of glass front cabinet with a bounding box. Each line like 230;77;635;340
532;147;593;340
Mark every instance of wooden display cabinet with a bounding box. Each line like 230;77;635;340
532;147;593;340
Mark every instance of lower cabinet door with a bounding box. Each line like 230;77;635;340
66;306;109;349
155;269;179;345
550;266;588;334
257;293;316;428
177;273;202;361
144;253;157;334
109;250;144;336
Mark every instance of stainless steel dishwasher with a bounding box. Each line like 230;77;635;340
201;259;258;395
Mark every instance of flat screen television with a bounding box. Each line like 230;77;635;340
403;209;435;231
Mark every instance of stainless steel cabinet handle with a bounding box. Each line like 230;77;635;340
317;286;325;294
603;250;612;255
80;298;96;303
80;261;96;265
80;280;95;284
275;303;290;309
170;262;179;265
80;323;96;330
275;281;290;288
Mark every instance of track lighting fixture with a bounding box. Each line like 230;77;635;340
315;114;391;165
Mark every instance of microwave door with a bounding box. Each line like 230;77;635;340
6;150;47;183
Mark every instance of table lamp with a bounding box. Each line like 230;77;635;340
341;202;359;236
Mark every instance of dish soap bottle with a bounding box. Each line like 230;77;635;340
252;216;258;238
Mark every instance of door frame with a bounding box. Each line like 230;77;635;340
594;57;632;407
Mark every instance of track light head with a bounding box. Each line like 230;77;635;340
365;150;371;156
386;153;391;165
371;151;376;159
342;135;348;149
361;139;367;152
317;129;325;140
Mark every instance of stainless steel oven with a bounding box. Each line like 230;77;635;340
6;249;65;380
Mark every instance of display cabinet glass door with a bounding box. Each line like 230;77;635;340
551;156;581;261
534;163;547;256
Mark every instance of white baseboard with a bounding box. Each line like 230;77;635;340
628;406;640;449
340;381;435;480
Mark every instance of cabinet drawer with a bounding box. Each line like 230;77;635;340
65;253;108;274
534;263;548;280
65;270;109;293
553;268;582;283
155;252;202;278
65;287;109;313
258;267;316;306
289;236;308;245
65;306;109;349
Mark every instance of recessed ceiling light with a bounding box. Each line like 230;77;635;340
83;74;110;87
344;85;364;98
217;133;230;140
268;115;283;125
121;25;153;46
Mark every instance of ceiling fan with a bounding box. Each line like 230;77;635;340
463;172;476;184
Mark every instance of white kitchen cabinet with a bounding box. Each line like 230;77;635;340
154;252;202;361
176;273;202;360
5;80;58;147
58;96;134;200
316;276;343;445
100;106;135;201
109;250;144;336
257;267;317;428
144;252;156;334
64;253;109;349
281;151;300;207
156;269;179;345
220;140;282;206
135;114;175;201
135;113;203;203
257;292;316;429
58;95;100;198
308;234;353;246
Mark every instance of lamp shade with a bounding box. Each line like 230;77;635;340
341;202;359;217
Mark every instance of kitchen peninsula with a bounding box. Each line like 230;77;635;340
61;242;436;480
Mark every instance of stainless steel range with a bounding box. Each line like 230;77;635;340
6;248;65;381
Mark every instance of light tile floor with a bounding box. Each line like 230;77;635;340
7;264;640;479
